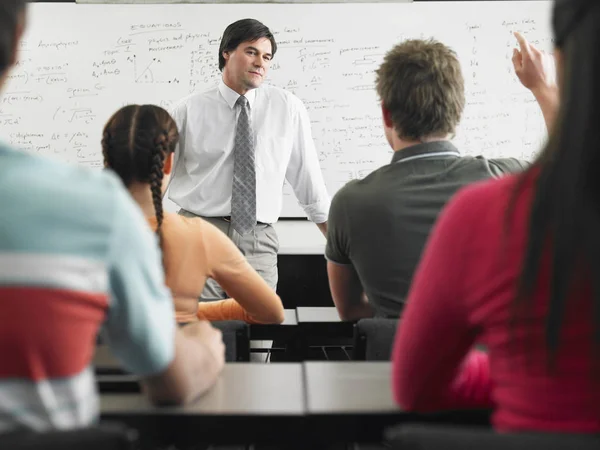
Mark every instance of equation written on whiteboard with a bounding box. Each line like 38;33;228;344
1;2;552;212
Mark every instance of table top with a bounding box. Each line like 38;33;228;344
98;361;487;445
251;308;297;327
101;363;304;416
304;362;400;414
296;307;341;323
282;308;298;325
249;309;298;340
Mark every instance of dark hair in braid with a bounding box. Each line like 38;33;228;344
102;104;179;256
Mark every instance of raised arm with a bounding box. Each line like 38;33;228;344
512;31;559;133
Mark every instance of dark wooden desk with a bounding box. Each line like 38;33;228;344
305;361;398;413
303;362;490;443
303;361;405;443
101;363;304;446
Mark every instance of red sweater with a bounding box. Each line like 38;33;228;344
392;172;600;433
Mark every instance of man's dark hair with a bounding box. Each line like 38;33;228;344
218;18;277;71
0;0;26;75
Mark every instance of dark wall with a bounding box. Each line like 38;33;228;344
277;254;333;309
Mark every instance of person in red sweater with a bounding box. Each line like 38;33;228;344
392;0;600;433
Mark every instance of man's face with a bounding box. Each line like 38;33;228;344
222;38;273;91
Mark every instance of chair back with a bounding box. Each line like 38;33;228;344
211;320;250;362
352;318;398;360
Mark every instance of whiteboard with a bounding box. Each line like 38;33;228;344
0;1;552;217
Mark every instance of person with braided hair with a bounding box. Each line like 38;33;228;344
103;104;285;325
0;1;224;432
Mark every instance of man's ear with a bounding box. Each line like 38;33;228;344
381;103;393;129
164;153;174;175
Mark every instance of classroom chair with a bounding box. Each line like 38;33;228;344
384;424;600;450
352;318;398;361
210;320;251;362
0;423;138;450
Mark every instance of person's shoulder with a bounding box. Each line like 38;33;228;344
64;166;133;220
171;85;220;111
449;172;520;214
260;84;304;108
1;145;134;241
331;163;397;207
5;144;123;200
334;178;362;199
174;212;204;229
464;154;530;175
175;214;228;241
329;179;363;216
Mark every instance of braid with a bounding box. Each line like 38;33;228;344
101;130;112;168
149;132;167;253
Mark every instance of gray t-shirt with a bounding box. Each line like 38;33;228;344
325;140;528;318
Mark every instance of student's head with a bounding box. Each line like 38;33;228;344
0;0;27;86
219;19;276;93
375;39;465;149
102;105;179;244
512;0;600;367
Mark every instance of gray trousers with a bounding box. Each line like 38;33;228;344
178;209;279;302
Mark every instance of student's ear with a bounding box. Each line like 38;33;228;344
164;153;174;175
381;103;393;129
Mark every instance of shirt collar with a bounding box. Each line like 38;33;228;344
391;140;460;165
218;79;257;110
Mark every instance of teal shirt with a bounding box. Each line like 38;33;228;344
0;143;175;376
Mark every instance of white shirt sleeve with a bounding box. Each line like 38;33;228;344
285;96;331;223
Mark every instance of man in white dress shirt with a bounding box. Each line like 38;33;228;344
170;19;330;301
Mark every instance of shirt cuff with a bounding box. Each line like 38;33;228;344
300;198;331;223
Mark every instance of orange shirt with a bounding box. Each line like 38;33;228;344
147;213;284;324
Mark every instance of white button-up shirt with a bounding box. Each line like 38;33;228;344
168;80;330;224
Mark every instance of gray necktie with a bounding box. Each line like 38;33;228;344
231;95;256;236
